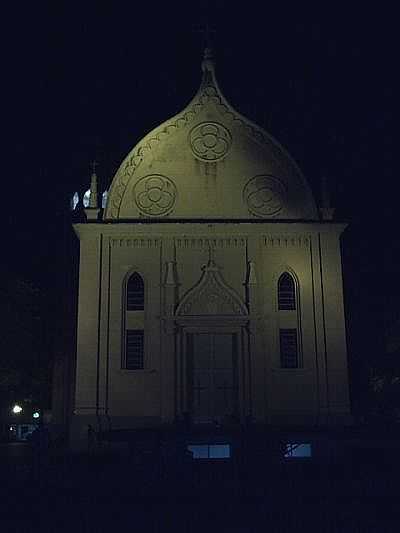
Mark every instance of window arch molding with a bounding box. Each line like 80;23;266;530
271;266;300;313
122;268;147;314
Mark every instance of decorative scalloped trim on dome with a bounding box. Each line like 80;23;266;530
104;59;307;220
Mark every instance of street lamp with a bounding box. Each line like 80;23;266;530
12;404;23;414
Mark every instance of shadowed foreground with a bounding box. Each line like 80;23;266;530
1;437;400;532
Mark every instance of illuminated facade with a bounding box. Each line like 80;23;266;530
70;50;351;449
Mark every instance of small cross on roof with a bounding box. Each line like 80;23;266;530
208;242;215;264
91;160;98;174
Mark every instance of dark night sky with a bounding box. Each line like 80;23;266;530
2;3;398;396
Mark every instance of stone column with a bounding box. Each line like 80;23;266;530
243;259;265;428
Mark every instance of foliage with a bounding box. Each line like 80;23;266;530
369;370;400;423
0;277;50;406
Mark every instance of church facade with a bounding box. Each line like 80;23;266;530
70;50;351;450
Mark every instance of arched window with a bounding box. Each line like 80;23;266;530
278;273;296;311
277;271;301;368
127;273;144;311
124;272;145;369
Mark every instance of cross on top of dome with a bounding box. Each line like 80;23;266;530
194;22;217;51
91;160;98;174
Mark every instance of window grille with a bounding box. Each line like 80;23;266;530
278;273;296;310
125;330;144;369
127;273;144;311
280;329;298;368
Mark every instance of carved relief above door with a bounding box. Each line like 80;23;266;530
175;258;248;319
174;258;249;424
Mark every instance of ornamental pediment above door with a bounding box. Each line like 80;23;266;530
176;259;248;317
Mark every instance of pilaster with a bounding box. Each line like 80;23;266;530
161;239;178;422
246;235;264;422
74;229;101;420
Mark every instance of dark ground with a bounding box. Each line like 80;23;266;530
2;441;400;532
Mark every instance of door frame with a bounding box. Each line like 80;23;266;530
175;318;249;424
187;331;239;423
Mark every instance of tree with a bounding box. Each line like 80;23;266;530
0;277;50;407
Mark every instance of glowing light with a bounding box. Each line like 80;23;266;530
12;404;23;414
284;443;312;458
71;192;79;210
187;443;231;459
32;412;40;419
83;189;90;207
9;426;14;431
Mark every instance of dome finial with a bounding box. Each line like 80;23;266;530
91;159;98;175
194;23;216;71
203;46;213;60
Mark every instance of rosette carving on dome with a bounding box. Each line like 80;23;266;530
243;175;286;217
189;122;231;161
134;174;177;216
105;51;310;220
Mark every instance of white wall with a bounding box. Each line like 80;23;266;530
70;222;351;448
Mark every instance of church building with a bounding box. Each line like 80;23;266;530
70;49;351;452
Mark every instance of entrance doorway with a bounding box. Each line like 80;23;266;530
187;333;238;423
